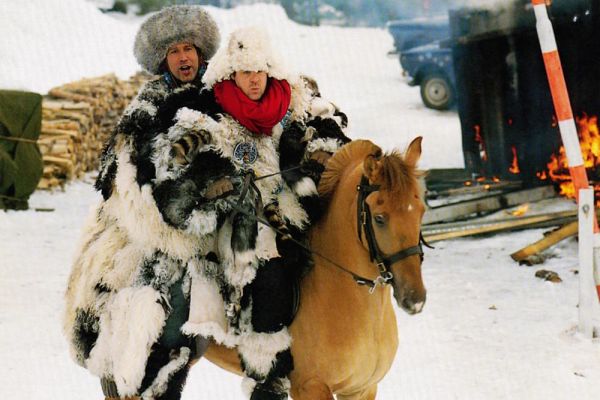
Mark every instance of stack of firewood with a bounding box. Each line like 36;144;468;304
38;72;149;189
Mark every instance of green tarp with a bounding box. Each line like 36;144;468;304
0;90;43;210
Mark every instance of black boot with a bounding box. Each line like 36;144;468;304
245;349;293;400
250;378;289;400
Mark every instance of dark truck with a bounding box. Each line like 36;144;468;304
386;16;449;52
387;16;456;110
400;41;455;110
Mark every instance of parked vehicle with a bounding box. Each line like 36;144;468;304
386;16;450;53
386;16;455;110
399;41;455;110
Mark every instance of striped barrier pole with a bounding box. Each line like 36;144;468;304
578;188;599;337
531;0;600;302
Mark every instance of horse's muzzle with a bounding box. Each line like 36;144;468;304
394;288;426;315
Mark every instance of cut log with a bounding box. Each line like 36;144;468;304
37;72;148;190
510;221;578;262
40;128;81;139
48;88;99;106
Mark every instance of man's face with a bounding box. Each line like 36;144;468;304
166;42;200;83
234;71;268;101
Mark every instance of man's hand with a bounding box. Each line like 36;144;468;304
172;129;211;166
309;150;332;166
205;177;234;199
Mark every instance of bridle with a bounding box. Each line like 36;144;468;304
355;175;430;292
227;170;431;293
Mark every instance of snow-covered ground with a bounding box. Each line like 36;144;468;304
1;1;599;399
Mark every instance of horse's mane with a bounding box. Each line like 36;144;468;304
319;140;423;207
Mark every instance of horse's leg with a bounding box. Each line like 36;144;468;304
291;379;334;400
336;385;378;400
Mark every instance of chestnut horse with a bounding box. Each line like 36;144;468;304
203;137;427;399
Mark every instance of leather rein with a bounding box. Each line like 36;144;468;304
227;171;431;293
355;176;431;292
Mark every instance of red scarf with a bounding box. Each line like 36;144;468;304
213;78;291;136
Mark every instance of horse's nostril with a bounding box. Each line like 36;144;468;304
401;296;425;314
413;301;425;313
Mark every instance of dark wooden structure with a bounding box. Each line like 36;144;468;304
450;0;600;185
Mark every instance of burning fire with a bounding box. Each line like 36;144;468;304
463;176;499;188
541;114;599;203
509;146;520;174
474;125;487;162
510;203;529;216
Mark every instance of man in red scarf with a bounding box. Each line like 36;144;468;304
155;27;351;400
205;51;333;199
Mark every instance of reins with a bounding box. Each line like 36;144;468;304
225;167;430;292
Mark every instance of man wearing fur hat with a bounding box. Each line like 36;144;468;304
152;27;350;399
63;5;224;400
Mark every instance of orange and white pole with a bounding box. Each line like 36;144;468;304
531;0;600;302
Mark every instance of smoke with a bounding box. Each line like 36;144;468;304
448;0;517;11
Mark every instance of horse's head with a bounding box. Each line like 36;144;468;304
361;137;427;314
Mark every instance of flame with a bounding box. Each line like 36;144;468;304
545;114;599;205
463;176;501;188
510;203;529;216
537;170;548;180
474;125;487;161
509;146;520;174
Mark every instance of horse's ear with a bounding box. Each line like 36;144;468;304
363;153;383;184
405;136;422;168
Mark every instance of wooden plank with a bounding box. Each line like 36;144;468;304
423;185;556;224
423;209;577;234
424;168;473;188
427;181;521;199
509;221;578;262
423;210;576;243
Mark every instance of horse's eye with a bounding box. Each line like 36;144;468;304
374;214;386;226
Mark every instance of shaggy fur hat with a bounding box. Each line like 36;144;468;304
202;26;292;88
134;5;220;74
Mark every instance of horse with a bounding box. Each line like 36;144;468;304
203;137;427;399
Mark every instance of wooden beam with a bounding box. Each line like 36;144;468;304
424;210;576;234
423;210;576;243
427;181;521;199
510;208;600;263
509;221;578;262
423;186;556;224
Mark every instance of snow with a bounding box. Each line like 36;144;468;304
1;1;599;399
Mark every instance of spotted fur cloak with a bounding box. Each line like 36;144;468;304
158;76;350;394
62;76;230;398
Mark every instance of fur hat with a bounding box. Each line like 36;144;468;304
202;26;292;88
134;5;220;74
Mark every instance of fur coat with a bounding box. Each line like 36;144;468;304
63;76;224;398
63;74;349;397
